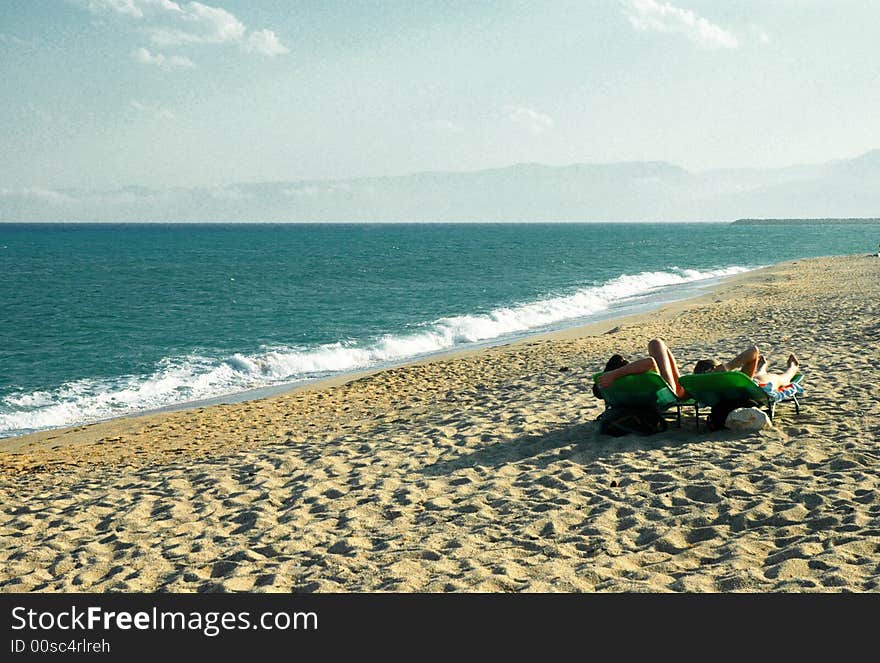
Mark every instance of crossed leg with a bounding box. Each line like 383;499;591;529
754;353;800;386
722;345;760;377
648;338;686;398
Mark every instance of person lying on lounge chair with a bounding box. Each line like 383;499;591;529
593;338;688;399
694;349;800;387
594;339;800;398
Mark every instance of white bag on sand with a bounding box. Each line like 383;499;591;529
725;407;771;432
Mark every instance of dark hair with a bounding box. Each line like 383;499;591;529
604;354;629;372
592;354;629;399
693;359;721;374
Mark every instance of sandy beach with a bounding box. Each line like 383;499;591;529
1;254;878;592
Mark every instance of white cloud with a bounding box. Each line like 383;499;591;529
503;105;554;134
244;29;289;56
0;32;35;47
129;99;176;120
84;0;147;18
148;2;245;45
626;0;739;50
78;0;287;57
82;0;182;18
133;46;194;69
0;187;75;204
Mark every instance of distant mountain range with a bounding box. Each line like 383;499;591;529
3;150;880;222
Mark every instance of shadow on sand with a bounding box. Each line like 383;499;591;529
420;416;713;477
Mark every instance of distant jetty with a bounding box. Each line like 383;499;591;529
732;218;880;225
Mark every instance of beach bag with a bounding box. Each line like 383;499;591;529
707;397;760;431
598;407;667;437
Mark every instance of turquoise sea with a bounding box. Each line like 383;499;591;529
0;222;874;438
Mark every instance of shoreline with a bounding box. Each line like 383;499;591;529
0;253;818;463
0;257;812;455
0;262;751;444
1;253;878;592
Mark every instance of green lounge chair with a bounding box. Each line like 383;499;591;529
679;371;804;426
592;371;695;428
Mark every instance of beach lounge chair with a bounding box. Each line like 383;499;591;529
592;370;695;428
679;371;804;427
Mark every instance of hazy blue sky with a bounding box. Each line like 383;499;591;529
2;1;879;189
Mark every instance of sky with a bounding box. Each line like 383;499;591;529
1;0;880;191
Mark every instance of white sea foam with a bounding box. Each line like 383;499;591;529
0;265;750;437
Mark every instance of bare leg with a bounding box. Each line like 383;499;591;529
756;354;768;374
723;345;760;377
648;338;686;398
755;354;800;385
780;354;801;383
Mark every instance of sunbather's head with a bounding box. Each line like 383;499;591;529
693;358;723;374
603;354;629;372
592;354;629;398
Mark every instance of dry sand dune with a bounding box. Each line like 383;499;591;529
1;255;878;592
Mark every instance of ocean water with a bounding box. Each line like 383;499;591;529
0;222;874;438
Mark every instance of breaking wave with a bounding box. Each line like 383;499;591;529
0;265;750;437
